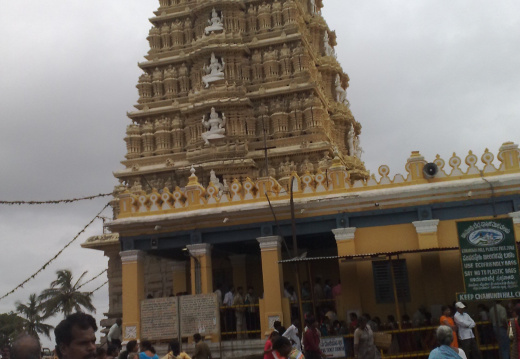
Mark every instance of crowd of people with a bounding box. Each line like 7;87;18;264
10;294;520;359
428;300;520;359
8;313;213;359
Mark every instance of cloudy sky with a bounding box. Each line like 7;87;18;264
1;0;519;348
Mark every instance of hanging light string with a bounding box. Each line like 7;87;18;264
0;193;112;205
77;269;108;290
88;280;108;295
0;202;111;301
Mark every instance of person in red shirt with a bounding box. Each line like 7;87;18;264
303;317;323;359
264;331;280;359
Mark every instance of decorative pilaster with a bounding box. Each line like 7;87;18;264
257;236;287;337
332;228;360;319
229;254;247;290
406;151;427;182
412;219;440;249
171;260;188;295
120;250;145;341
412;219;447;303
187;243;213;294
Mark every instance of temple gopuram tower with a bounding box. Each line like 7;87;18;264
83;1;520;354
117;0;368;192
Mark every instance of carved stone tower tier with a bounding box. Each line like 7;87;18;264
117;0;368;193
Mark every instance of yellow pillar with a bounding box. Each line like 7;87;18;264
412;220;446;304
172;260;187;295
229;254;247;290
257;236;286;336
332;228;361;321
120;250;145;341
187;243;213;294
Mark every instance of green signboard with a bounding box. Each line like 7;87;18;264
457;218;520;301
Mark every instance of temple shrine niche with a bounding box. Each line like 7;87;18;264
205;8;224;35
201;107;226;145
202;53;225;88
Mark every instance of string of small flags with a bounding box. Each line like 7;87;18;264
88;280;108;295
0;202;111;301
0;193;112;205
77;269;108;290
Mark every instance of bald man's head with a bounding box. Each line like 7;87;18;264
12;334;41;359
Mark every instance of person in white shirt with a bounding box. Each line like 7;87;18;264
453;302;481;359
223;286;235;332
283;320;302;351
107;318;122;349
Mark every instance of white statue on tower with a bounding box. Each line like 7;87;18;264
201;107;226;145
354;136;363;159
324;32;335;57
202;53;225;88
205;8;224;34
335;74;349;106
347;124;355;156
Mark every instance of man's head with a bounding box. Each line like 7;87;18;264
436;325;453;346
247;286;253;294
55;312;98;359
126;341;138;353
168;340;180;356
193;333;202;343
11;334;41;359
455;301;466;314
237;287;243;295
272;336;292;358
115;319;122;327
273;321;282;331
106;345;119;358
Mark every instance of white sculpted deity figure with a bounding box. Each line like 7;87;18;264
209;169;224;193
335;74;349;106
202;53;225;88
354;136;363;159
347;124;355;156
201;107;226;145
324;32;335;57
205;8;224;34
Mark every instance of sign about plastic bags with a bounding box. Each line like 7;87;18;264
320;336;346;358
457;218;520;301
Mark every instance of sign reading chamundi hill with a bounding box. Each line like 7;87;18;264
457;218;520;301
180;293;219;337
141;297;178;340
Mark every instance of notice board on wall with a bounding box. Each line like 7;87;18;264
140;297;179;340
140;293;219;340
457;218;520;301
180;293;219;337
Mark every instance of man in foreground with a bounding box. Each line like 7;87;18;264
55;312;98;359
11;334;41;359
428;325;465;359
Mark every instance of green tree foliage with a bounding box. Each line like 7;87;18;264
0;312;25;348
39;270;95;318
15;293;53;340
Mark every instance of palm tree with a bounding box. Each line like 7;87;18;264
15;294;53;339
39;269;96;317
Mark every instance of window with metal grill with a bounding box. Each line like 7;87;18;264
372;259;411;304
